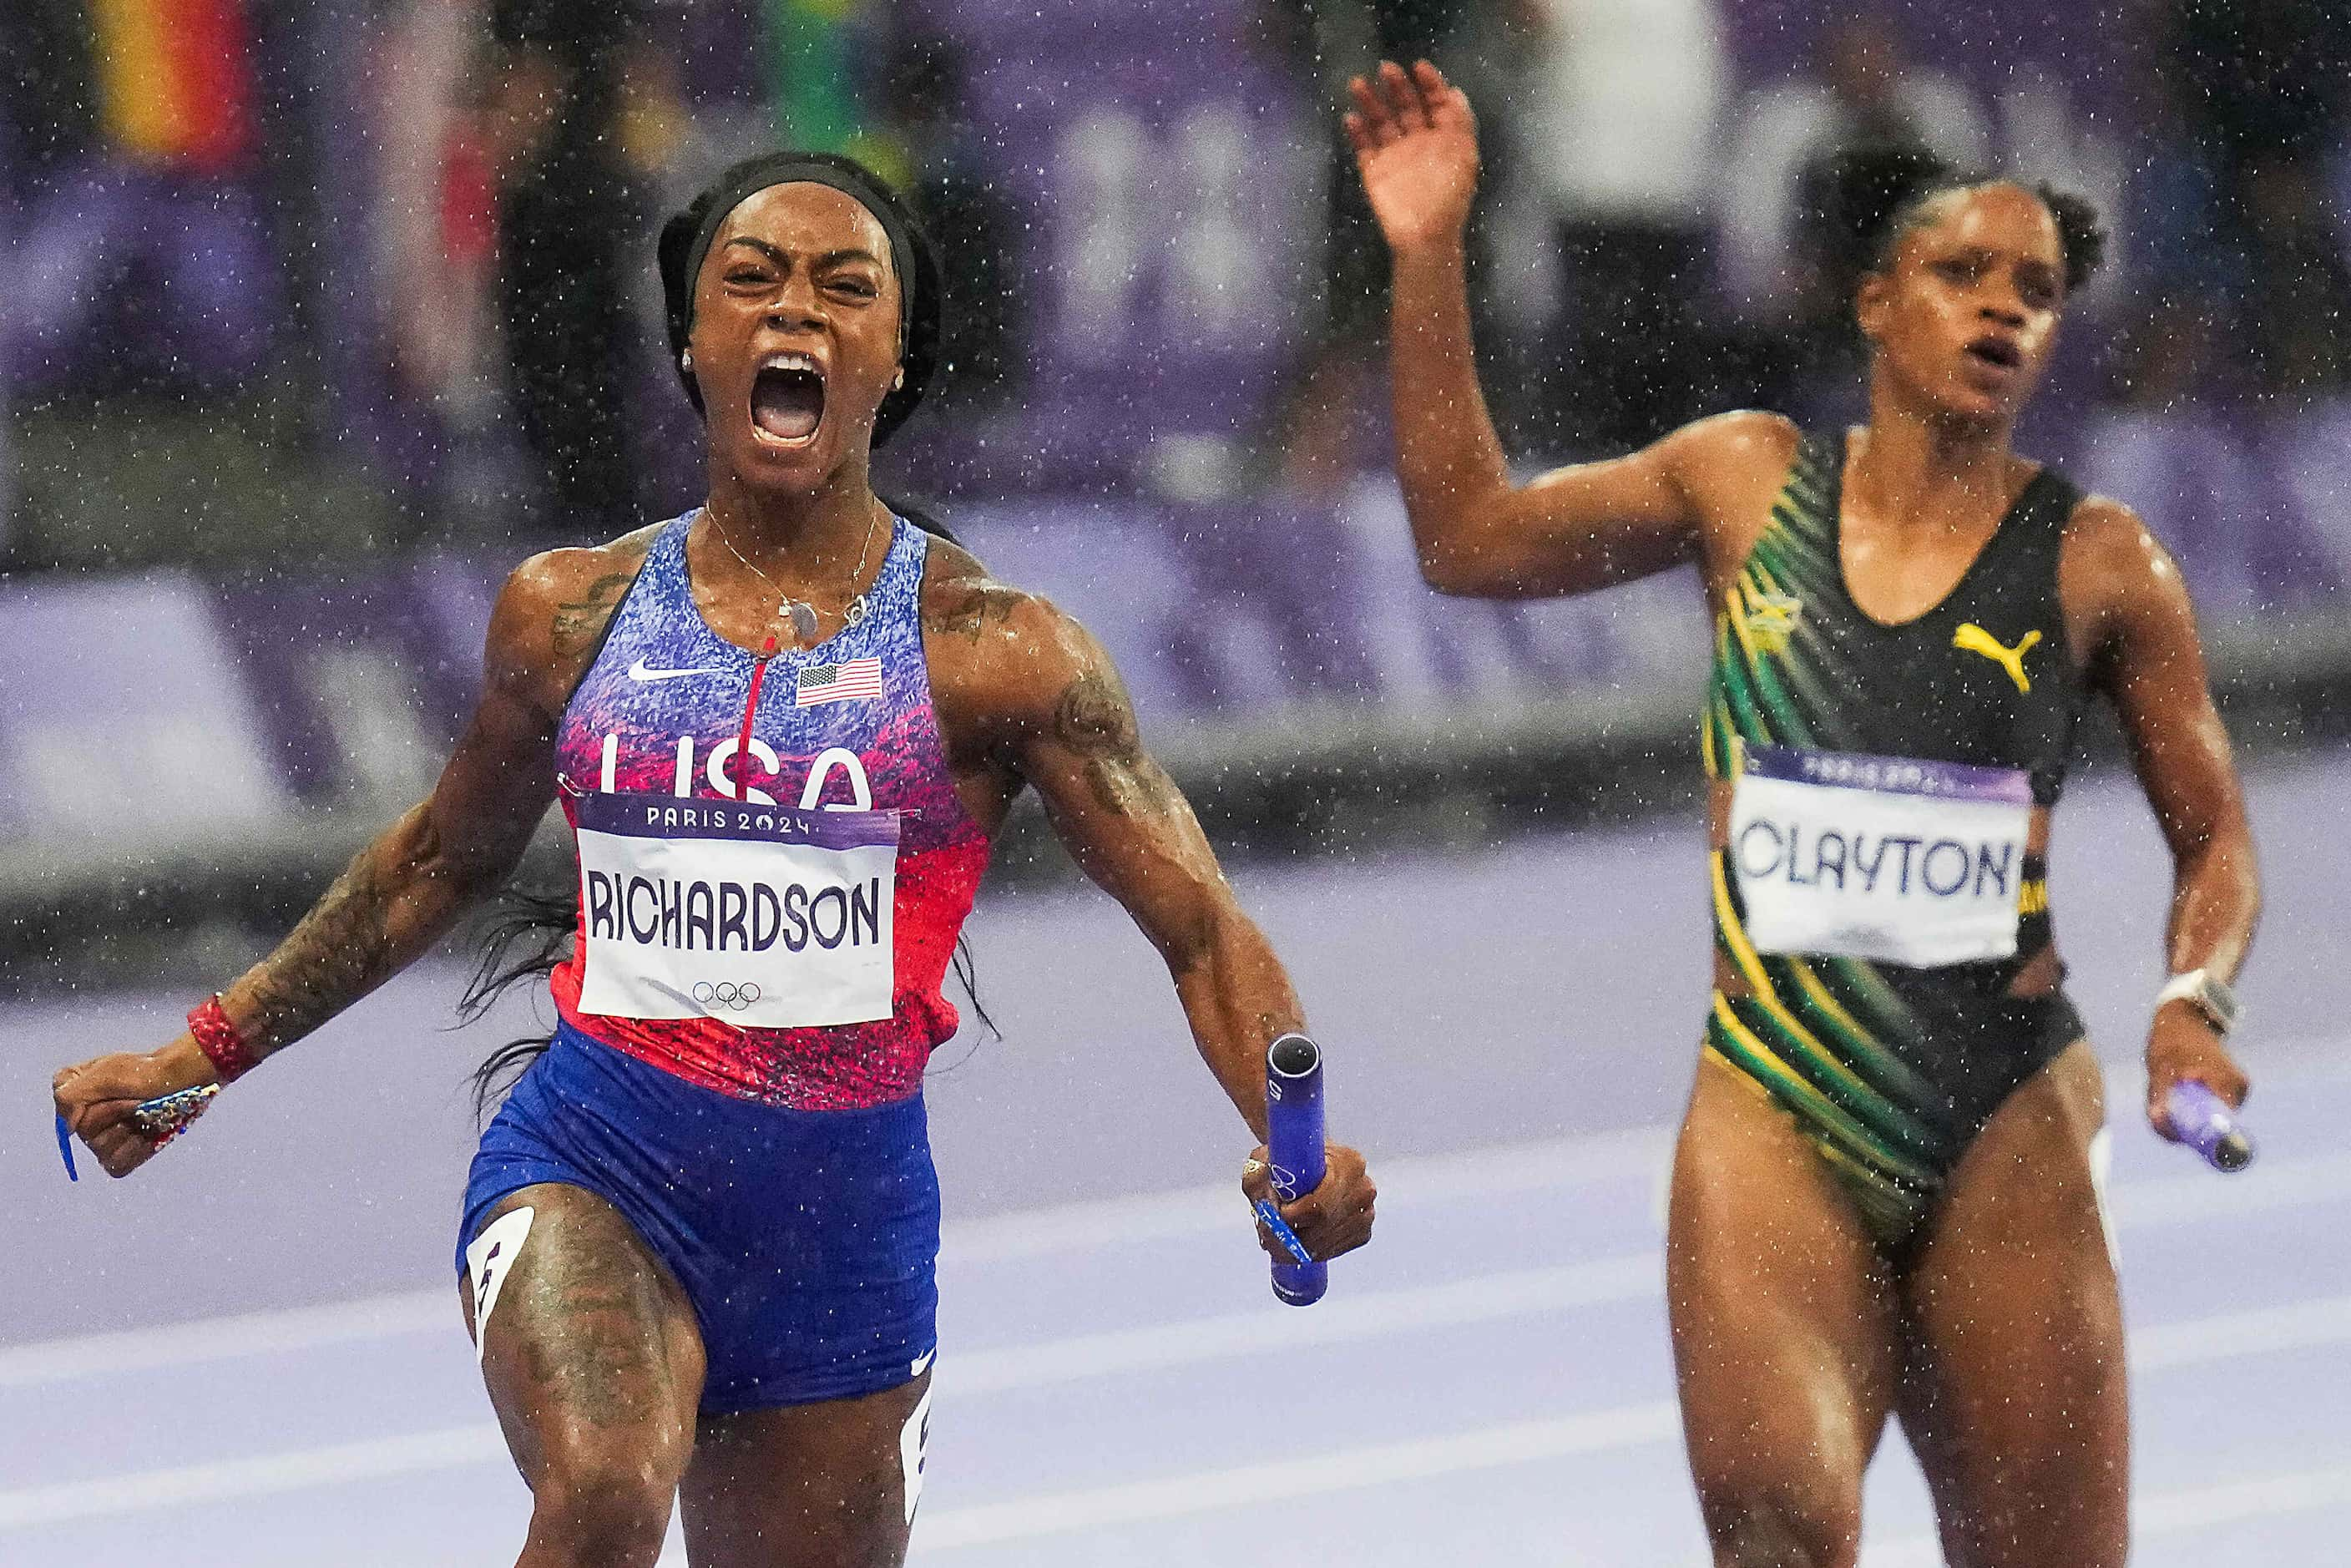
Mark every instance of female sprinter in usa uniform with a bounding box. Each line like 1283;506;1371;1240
53;153;1377;1567
1347;64;2257;1568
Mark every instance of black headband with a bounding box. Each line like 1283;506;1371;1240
657;151;942;447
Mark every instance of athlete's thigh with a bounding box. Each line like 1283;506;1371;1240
1896;1040;2127;1568
458;1182;708;1493
677;1371;933;1568
1668;1053;1902;1564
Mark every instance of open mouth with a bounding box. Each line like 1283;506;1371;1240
1964;336;2023;372
751;355;826;444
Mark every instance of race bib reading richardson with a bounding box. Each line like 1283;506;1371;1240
574;793;899;1029
1729;744;2032;969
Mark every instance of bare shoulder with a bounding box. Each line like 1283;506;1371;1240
918;539;1115;736
2059;492;2192;615
2060;492;2172;574
2057;492;2200;674
1662;408;1802;478
486;524;666;708
498;524;665;642
918;535;1037;650
1661;410;1802;579
1658;409;1801;516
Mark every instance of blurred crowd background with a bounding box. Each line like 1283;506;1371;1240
3;0;2350;985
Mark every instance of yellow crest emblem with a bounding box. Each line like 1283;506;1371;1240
1742;590;1802;654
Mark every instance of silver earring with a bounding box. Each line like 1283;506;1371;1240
892;369;904;391
680;350;695;375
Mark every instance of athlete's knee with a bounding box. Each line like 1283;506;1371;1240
1946;1499;2127;1568
525;1439;684;1567
1942;1447;2128;1568
1695;1474;1862;1568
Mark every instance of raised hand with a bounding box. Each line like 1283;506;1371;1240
1344;59;1481;254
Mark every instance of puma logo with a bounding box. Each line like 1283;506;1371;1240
1953;624;2041;693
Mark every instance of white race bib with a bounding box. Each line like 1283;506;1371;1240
574;792;897;1029
1728;744;2032;969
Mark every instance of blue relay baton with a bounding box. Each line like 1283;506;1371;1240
2166;1080;2255;1173
1261;1033;1328;1307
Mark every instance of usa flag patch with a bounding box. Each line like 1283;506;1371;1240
795;656;884;706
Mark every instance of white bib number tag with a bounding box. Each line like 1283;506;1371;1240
574;792;898;1029
1729;744;2032;969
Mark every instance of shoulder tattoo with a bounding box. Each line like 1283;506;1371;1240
923;581;1024;644
551;573;635;655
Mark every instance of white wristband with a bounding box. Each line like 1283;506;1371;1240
2156;969;2239;1034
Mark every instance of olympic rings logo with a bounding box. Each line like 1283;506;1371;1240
691;981;763;1010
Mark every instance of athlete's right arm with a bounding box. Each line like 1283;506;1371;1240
1350;59;1730;599
52;550;636;1177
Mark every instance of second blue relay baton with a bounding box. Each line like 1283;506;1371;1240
1262;1033;1328;1307
55;1084;221;1183
2166;1080;2255;1172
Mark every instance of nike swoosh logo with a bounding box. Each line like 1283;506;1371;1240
628;657;724;683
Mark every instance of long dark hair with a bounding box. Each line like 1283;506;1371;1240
458;498;996;1119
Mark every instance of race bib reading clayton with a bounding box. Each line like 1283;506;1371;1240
1729;744;2032;969
574;793;898;1029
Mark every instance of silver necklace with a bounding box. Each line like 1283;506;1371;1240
707;504;881;648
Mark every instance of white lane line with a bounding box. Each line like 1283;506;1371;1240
0;1428;511;1531
2130;1293;2351;1373
945;1252;1661;1398
2136;1461;2351;1535
914;1404;1687;1551
7;1284;2348;1537
8;1121;2347;1394
0;1291;451;1392
1866;1460;2351;1567
2106;1148;2351;1230
938;1121;1672;1267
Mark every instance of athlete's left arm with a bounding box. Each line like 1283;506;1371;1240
2069;498;2262;1136
959;594;1374;1261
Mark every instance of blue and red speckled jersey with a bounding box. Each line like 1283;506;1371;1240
547;512;991;1110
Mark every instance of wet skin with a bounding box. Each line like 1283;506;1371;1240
1352;58;2257;1568
55;180;1376;1567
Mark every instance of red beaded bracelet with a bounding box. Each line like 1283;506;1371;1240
187;994;260;1083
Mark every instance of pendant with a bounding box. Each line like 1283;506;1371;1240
783;599;820;645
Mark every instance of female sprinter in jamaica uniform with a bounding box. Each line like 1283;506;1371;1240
53;153;1376;1568
1347;63;2257;1568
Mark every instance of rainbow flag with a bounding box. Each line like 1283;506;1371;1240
86;0;256;174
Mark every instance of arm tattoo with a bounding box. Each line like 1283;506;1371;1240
1053;668;1181;820
551;572;635;655
241;850;402;1054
